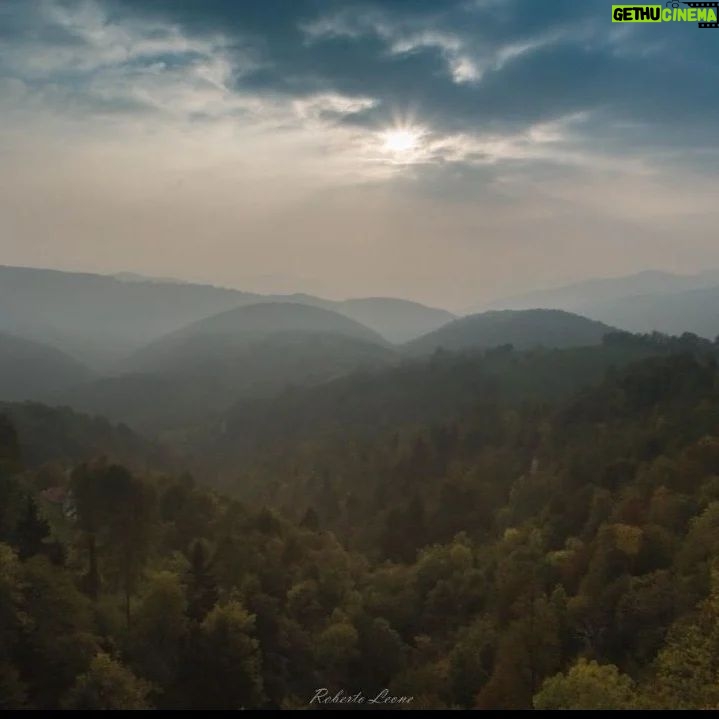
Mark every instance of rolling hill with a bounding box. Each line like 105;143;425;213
0;265;262;368
0;332;92;401
124;302;390;373
0;266;454;368
406;309;614;355
67;303;397;433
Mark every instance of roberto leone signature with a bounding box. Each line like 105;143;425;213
310;688;414;706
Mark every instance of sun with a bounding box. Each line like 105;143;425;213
381;127;422;154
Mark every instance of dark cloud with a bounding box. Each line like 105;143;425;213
81;0;715;162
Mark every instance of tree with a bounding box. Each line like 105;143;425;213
380;495;428;563
449;617;496;707
14;496;49;560
477;593;561;709
183;601;264;709
101;469;156;627
299;507;319;531
185;540;218;622
533;659;636;710
62;653;153;710
72;463;156;623
355;615;407;690
0;545;26;708
128;572;188;696
642;565;719;709
18;556;98;708
314;615;359;678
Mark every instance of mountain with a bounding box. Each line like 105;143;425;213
334;298;456;344
161;301;384;342
482;270;719;313
406;309;614;355
481;270;719;339
239;295;456;343
125;301;389;372
0;265;454;367
68;303;396;433
0;332;92;401
564;285;719;340
0;265;262;369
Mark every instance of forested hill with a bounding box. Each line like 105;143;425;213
2;337;719;708
66;304;396;434
0;402;171;471
406;309;613;355
199;331;705;477
0;332;92;401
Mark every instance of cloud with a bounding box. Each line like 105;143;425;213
5;0;716;168
0;0;718;308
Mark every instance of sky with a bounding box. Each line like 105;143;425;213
1;0;718;311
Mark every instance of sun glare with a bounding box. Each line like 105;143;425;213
381;127;422;154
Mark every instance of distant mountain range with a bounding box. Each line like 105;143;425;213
0;265;454;367
63;305;617;432
482;270;719;339
3;263;719;437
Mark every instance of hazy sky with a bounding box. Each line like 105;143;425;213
1;0;718;311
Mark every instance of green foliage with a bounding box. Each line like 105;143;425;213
448;617;496;707
187;601;264;709
62;653;153;710
641;566;719;709
128;571;188;695
533;659;636;710
3;344;719;708
314;615;359;671
72;462;156;619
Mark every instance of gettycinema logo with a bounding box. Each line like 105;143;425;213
612;2;719;27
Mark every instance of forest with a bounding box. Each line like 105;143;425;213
2;332;719;709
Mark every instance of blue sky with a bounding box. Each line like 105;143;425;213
1;0;718;309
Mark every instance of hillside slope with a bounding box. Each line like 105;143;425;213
406;309;614;354
67;304;396;433
0;332;92;401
